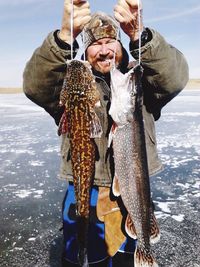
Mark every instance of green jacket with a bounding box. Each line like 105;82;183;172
23;28;189;186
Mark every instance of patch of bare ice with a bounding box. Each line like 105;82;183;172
14;189;32;198
28;160;45;166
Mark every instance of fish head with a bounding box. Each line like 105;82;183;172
109;68;135;126
66;60;100;107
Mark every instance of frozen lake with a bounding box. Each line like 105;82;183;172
0;90;200;267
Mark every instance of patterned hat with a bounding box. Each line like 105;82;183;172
83;12;120;49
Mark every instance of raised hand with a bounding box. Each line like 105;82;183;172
59;0;91;44
114;0;143;41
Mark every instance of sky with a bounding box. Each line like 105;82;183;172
0;0;200;87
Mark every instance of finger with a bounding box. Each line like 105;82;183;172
74;2;90;11
74;1;90;14
74;8;91;20
114;10;126;24
125;0;142;10
74;0;89;8
79;15;91;27
117;0;130;10
73;0;87;4
114;4;134;22
74;15;91;31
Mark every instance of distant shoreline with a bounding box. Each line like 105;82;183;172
0;79;199;94
0;87;23;94
184;79;200;90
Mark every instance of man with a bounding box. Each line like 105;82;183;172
23;0;189;266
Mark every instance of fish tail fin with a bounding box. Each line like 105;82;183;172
78;247;89;267
77;216;89;267
135;246;158;267
112;175;121;197
125;213;137;239
90;108;102;138
150;211;160;244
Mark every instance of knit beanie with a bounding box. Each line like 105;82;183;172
83;12;120;49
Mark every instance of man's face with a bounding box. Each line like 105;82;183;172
86;38;123;74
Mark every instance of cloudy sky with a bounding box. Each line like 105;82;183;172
0;0;199;87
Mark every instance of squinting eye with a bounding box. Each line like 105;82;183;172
108;40;116;44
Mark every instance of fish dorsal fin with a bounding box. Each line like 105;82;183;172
57;107;69;136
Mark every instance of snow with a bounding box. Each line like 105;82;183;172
0;91;200;267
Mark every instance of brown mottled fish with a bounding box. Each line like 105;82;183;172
58;59;102;267
109;65;160;267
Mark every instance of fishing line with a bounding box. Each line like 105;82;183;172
112;0;142;70
119;0;142;65
70;0;74;60
82;29;86;62
112;27;121;70
137;0;142;65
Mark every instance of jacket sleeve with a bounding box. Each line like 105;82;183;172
130;28;189;120
23;31;78;125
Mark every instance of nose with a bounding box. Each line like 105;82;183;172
99;43;110;56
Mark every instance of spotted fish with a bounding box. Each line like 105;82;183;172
58;60;102;267
109;65;160;267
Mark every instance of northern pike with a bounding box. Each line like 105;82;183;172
58;60;102;267
109;65;160;267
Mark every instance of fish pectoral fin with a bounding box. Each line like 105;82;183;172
112;175;121;197
57;108;69;136
90;109;103;138
150;211;160;244
108;123;117;147
135;246;158;267
125;213;137;239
